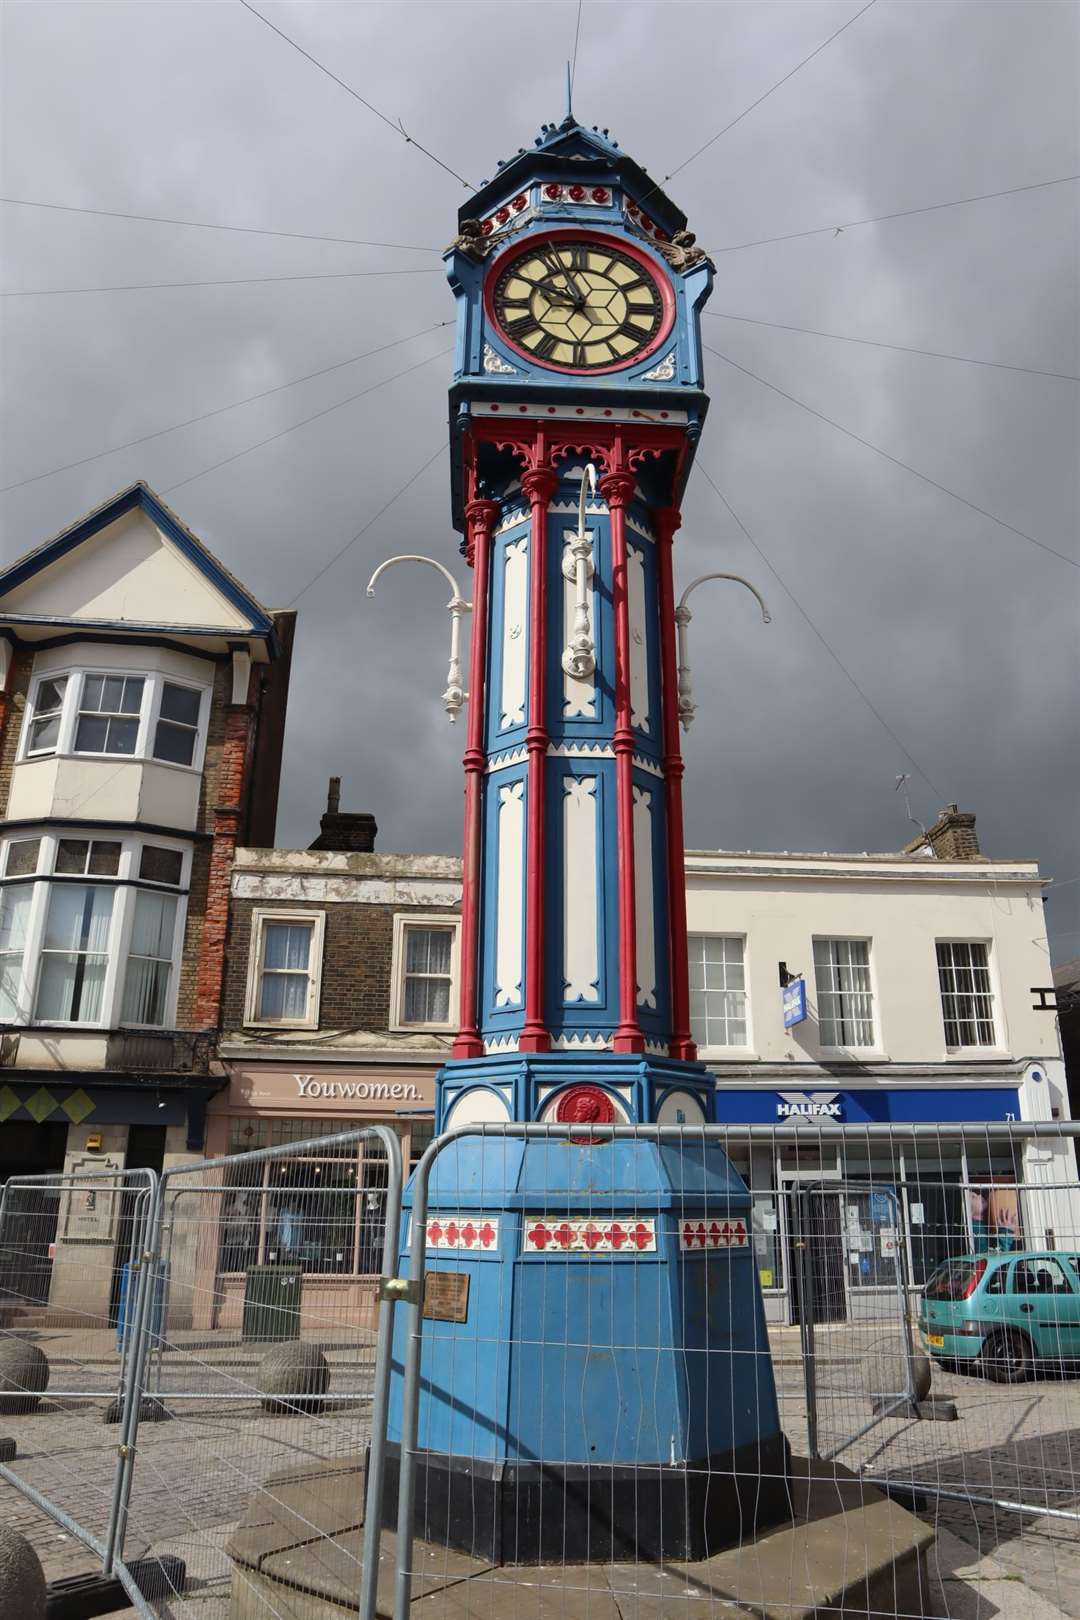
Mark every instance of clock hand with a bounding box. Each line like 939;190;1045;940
530;277;586;309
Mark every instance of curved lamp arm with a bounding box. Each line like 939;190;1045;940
366;554;473;723
560;462;599;680
675;571;771;730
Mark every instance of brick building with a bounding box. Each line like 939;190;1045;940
0;483;293;1317
209;782;460;1326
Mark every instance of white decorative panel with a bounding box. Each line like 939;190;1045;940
562;530;597;718
627;543;650;732
524;1216;655;1253
446;1088;512;1130
500;536;528;728
633;785;656;1009
425;1215;500;1250
657;1090;706;1126
562;777;599;1003
495;781;525;1007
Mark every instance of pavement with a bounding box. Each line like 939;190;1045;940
0;1320;1076;1617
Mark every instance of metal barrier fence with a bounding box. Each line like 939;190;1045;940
0;1119;1077;1618
0;1125;403;1619
393;1120;1080;1620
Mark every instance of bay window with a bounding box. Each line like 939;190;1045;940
35;885;114;1022
74;675;144;756
20;667;208;770
0;831;189;1029
26;679;67;755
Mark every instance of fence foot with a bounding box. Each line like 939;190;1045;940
46;1556;186;1618
0;1437;15;1463
101;1397;171;1427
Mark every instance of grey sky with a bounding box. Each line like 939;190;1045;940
2;0;1078;962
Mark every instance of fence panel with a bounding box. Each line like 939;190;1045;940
0;1164;158;1599
0;1126;403;1619
393;1120;1080;1620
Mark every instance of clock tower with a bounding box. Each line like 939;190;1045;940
383;115;788;1569
442;115;716;1116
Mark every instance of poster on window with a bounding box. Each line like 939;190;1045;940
969;1180;1020;1252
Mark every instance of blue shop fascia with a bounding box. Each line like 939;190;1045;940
710;1062;1037;1327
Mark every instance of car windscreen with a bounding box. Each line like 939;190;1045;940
924;1258;987;1300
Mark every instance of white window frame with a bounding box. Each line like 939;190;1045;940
18;664;211;774
935;938;999;1053
812;935;877;1052
0;829;190;1030
244;909;326;1031
687;933;752;1053
390;914;461;1034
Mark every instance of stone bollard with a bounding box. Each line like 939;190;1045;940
256;1341;330;1415
863;1341;932;1407
0;1524;47;1619
0;1340;49;1414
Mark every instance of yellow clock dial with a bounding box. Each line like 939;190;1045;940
492;240;665;370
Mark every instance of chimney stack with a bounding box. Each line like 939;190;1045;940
904;803;981;861
309;777;377;853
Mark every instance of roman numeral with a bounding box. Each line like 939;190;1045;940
534;333;558;359
504;314;537;338
572;342;588;367
566;244;589;270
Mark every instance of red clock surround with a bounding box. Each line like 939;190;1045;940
483;227;676;377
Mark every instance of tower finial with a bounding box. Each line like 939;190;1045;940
565;60;573;122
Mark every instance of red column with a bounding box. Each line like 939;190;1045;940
655;506;696;1062
518;465;557;1053
454;497;499;1059
602;470;645;1055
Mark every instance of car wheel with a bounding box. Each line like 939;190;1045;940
982;1329;1032;1384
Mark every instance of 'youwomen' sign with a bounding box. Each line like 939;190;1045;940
294;1076;423;1102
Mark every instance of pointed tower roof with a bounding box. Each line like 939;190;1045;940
460;116;687;237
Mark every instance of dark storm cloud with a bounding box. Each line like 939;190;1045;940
1;1;1077;957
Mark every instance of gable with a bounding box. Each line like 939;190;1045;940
0;507;256;632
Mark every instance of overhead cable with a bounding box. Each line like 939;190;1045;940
706;173;1080;256
705;310;1080;382
0;322;453;495
704;343;1080;570
0;196;440;252
238;0;475;190
640;0;877;205
2;266;443;298
696;462;945;801
288;443;447;606
161;344;452;498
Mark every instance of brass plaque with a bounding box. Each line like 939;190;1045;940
423;1269;470;1324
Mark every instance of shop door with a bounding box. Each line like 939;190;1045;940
0;1121;68;1306
108;1124;167;1325
787;1190;847;1325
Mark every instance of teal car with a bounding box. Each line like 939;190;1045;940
918;1250;1080;1382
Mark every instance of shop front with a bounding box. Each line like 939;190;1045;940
715;1082;1030;1325
0;1073;219;1325
200;1061;437;1333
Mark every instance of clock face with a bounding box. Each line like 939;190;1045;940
489;236;669;371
